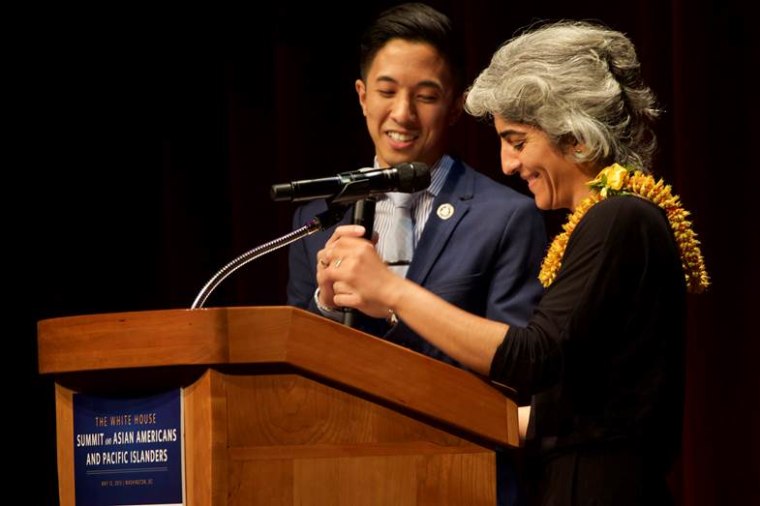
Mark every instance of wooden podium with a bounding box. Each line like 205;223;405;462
38;306;519;505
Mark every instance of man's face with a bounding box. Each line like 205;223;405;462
355;39;461;168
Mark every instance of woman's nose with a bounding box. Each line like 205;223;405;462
501;152;520;175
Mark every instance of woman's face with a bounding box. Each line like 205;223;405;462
494;116;593;210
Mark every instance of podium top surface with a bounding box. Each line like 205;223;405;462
38;306;518;447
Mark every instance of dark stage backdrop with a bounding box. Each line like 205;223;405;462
24;1;757;504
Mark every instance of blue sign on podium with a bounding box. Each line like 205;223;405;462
73;389;184;506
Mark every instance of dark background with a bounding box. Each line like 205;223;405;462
23;1;757;504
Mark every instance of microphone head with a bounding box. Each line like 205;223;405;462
270;183;294;201
395;162;431;193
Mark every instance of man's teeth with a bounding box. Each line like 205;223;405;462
388;131;415;141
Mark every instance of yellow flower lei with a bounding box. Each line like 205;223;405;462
538;163;710;294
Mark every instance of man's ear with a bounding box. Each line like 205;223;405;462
355;79;368;116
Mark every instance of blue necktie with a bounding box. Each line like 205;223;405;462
384;192;414;277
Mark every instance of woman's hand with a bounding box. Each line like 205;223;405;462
317;225;407;318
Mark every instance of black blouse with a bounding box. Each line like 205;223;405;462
490;195;686;465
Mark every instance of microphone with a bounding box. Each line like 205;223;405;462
343;197;376;329
270;162;430;203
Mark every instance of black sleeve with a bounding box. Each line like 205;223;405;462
489;196;676;394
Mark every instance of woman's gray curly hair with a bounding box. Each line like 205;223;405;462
465;20;660;171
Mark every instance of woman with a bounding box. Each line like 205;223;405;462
318;21;708;505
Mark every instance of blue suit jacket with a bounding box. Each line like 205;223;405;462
287;159;547;366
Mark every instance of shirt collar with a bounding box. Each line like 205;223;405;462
373;154;452;198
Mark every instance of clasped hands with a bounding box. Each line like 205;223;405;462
316;225;406;319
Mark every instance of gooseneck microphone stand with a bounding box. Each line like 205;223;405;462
192;163;429;312
191;204;349;309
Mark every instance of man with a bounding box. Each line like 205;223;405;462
287;3;546;366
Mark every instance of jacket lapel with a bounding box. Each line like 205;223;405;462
406;160;474;286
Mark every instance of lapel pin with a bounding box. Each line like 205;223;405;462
436;203;455;220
